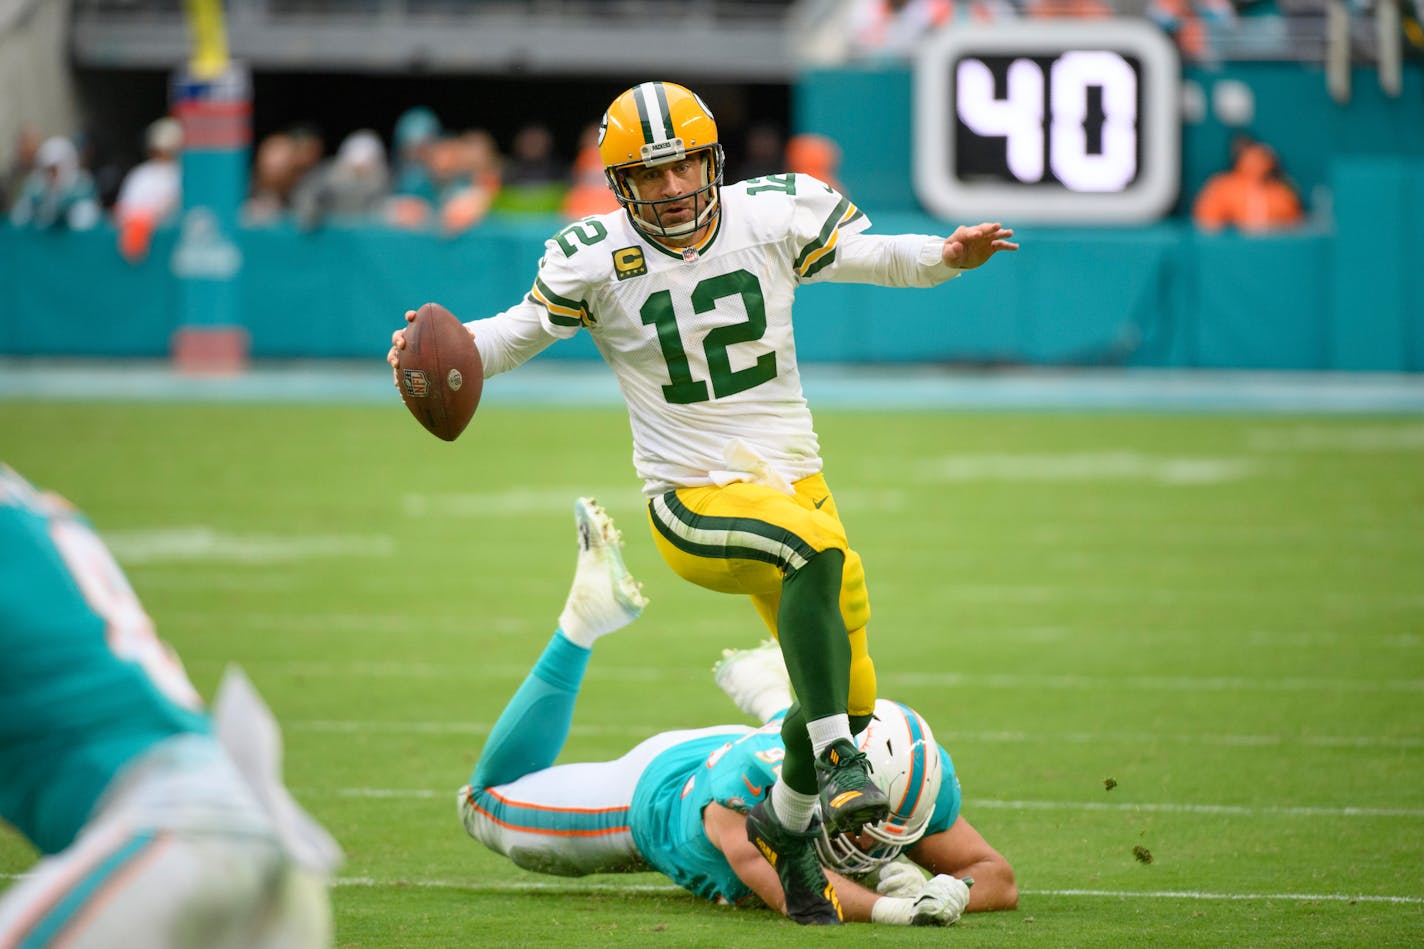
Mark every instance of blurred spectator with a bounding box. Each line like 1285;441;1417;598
1023;0;1112;16
291;128;391;231
734;122;786;181
114;116;184;262
438;129;504;235
1148;0;1236;62
73;126;126;211
288;123;326;184
2;125;43;214
1192;138;1304;233
849;0;1013;59
492;123;568;215
561;122;619;220
785;133;844;193
242;132;302;225
7;136;101;231
392;106;442;202
851;0;950;58
388;106;443;229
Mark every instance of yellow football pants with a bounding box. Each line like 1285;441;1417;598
646;472;876;717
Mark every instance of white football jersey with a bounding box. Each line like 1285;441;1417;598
468;173;957;496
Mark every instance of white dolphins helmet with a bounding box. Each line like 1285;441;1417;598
815;699;942;874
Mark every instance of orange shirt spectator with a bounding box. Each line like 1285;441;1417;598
1192;143;1304;233
561;123;620;220
785;134;844;194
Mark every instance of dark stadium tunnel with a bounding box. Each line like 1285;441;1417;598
72;67;792;189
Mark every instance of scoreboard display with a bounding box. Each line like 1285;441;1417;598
913;21;1181;224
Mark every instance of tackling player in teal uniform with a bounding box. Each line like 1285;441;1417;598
391;80;1018;924
0;464;340;948
457;499;1017;925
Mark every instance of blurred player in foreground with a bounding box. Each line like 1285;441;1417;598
392;80;1017;923
457;499;1017;926
0;464;341;948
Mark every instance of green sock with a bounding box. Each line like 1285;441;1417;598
779;703;817;794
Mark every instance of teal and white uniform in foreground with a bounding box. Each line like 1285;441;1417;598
458;631;962;905
0;466;208;855
0;464;339;949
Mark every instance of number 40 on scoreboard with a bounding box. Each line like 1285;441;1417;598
913;21;1181;224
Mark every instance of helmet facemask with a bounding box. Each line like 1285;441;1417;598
814;700;942;875
607;143;724;242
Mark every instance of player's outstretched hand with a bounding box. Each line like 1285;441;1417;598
387;309;418;388
942;222;1018;270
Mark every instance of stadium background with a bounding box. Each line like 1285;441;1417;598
2;4;1423;947
1;0;1421;371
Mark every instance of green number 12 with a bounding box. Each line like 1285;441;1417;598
639;270;778;405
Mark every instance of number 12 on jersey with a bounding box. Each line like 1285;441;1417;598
640;269;778;405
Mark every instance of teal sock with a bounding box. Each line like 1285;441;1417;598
469;631;589;789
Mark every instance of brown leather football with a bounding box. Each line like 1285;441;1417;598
397;302;483;442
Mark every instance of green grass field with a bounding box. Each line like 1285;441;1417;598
2;398;1422;947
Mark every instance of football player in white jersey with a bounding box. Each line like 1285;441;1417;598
389;80;1016;924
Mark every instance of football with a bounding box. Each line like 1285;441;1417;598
397;302;483;442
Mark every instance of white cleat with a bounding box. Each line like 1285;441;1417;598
713;639;794;723
558;497;648;647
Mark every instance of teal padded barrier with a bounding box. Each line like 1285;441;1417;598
0;211;1414;371
1184;227;1331;369
795;66;918;214
1327;157;1421;372
0;228;179;357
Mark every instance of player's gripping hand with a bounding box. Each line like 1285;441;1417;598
387;309;418;388
869;874;971;927
388;309;481;389
871;858;927;899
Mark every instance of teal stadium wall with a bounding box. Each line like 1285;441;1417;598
1;64;1420;370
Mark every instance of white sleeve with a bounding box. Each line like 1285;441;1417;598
465;299;561;379
814;231;962;288
785;174;960;288
465;235;593;377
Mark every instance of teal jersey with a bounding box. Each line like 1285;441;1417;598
630;714;964;905
922;743;963;837
630;722;780;905
0;466;209;854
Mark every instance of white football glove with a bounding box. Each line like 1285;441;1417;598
872;858;927;899
870;874;972;927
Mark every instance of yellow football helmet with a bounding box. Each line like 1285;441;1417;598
598;81;725;241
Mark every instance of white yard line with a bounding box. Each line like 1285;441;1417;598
284;719;1424;750
255;663;1424;691
324;787;1424;819
0;873;1417;904
322;878;1423;904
